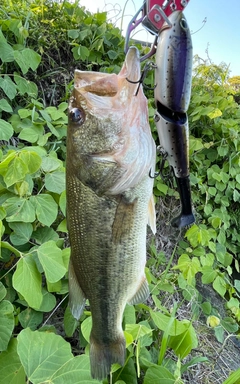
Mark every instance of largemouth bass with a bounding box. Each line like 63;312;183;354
66;46;156;380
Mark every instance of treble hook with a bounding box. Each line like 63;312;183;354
126;61;157;96
149;146;170;179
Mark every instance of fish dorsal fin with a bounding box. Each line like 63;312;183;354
148;194;156;234
68;258;86;320
128;278;149;305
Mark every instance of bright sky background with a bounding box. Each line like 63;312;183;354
79;0;239;77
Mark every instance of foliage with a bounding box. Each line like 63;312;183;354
0;0;239;383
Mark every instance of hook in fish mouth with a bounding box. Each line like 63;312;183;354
126;61;157;96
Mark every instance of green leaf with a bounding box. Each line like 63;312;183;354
3;197;35;223
17;328;96;384
156;182;168;195
18;308;43;330
18;108;31;118
64;306;79;337
45;171;66;194
213;276;227;297
18;128;39;143
0;300;14;351
37;240;66;283
125;323;152;341
223;367;240;384
32;226;59;245
221;317;239;333
13;50;29;74
0;98;13;112
4;156;28;187
81;316;92;343
22;48;41;71
19;150;42;174
168;323;198;358
201;266;217;284
50;354;97;383
0;120;13;140
72;45;90;61
0;31;14;62
37;289;56;312
208;186;216;196
143;365;175;383
14;73;38;97
0;338;25;384
67;29;79;39
234;279;240;293
9;222;33;245
59;190;66;215
12;256;42;309
172;254;201;283
211;172;222;182
185;224;212;247
233;189;240;202
0;75;17;100
113;356;137;384
31;194;58;226
207;108;222;119
62;247;71;269
41;156;61;172
14;48;41;74
123;304;136;326
0;282;7;301
150;310;187;336
201;301;212;315
214;325;224;343
107;50;118;60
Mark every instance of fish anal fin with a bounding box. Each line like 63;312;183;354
90;333;126;380
68;258;86;320
148;194;156;234
128;278;149;305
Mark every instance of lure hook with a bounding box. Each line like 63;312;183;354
126;61;157;96
149;146;170;179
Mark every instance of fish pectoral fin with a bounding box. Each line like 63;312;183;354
148;194;156;234
68;258;86;320
128;278;149;305
112;196;137;244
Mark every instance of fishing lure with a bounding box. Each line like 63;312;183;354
125;0;195;228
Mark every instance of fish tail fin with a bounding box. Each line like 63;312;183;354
90;333;126;380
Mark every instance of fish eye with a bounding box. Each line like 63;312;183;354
69;107;85;124
180;18;188;30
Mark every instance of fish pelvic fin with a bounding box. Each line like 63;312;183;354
90;334;126;380
68;258;86;320
128;277;150;305
148;194;156;234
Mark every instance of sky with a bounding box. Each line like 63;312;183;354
79;0;240;77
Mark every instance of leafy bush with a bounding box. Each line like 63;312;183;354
0;1;240;383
